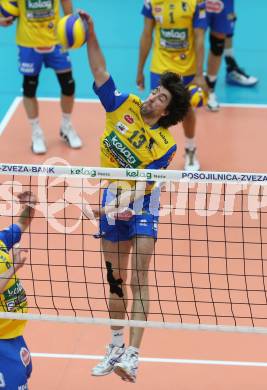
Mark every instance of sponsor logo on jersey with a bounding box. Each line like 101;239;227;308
115;122;128;134
4;280;27;312
20;347;31;368
124;114;134;124
160;28;189;50
206;0;224;13
182;1;188;11
132;98;142;108
104;132;141;168
159;132;168;145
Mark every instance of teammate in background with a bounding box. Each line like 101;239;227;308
205;0;258;111
0;191;37;389
2;0;82;154
79;10;190;383
136;0;207;171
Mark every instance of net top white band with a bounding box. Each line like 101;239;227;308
0;163;267;185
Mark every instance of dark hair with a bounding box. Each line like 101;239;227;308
158;72;191;128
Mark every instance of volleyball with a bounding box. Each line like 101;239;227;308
57;14;89;49
188;84;208;108
0;0;19;18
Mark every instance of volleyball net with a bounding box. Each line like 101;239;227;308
1;161;267;333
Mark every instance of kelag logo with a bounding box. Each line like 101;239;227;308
70;168;96;177
126;169;152;180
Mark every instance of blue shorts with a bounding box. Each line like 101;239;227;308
0;336;32;390
150;72;194;90
206;0;235;35
100;187;160;242
18;44;72;75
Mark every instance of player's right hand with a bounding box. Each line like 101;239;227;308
77;9;94;34
136;71;145;91
18;191;37;208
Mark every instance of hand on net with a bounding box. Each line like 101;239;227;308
17;191;37;208
12;245;28;272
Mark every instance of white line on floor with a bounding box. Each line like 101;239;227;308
31;353;267;367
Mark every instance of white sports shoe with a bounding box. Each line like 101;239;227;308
60;122;82;149
32;127;47;154
91;344;125;377
184;148;200;171
207;91;220;112
114;347;139;383
226;69;258;87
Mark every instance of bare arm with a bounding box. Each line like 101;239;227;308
0;16;14;26
16;191;37;232
79;11;110;88
192;28;208;93
0;247;27;293
60;0;73;15
136;17;155;90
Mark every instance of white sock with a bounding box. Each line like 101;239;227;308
29;117;42;134
128;346;139;354
62;112;71;127
224;48;234;58
111;330;124;347
185;136;196;151
207;74;217;83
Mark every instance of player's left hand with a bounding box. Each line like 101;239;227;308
113;207;134;221
12;246;28;272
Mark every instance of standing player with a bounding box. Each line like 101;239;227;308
79;10;191;383
136;0;207;171
13;0;82;154
0;191;37;389
205;0;258;111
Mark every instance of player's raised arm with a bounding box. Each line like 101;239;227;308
79;11;110;88
17;191;37;232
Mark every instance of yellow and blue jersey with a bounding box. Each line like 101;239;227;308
142;0;207;76
94;76;177;242
94;76;177;172
0;224;27;339
16;0;61;47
